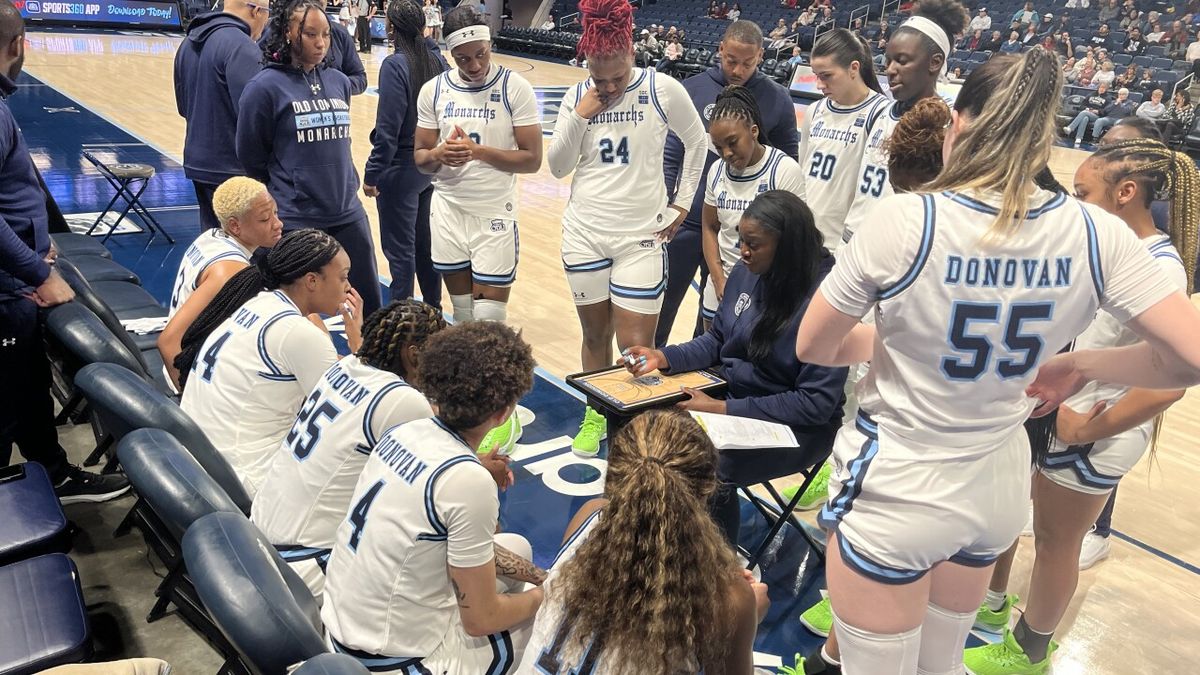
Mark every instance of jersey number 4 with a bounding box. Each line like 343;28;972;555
347;479;385;553
808;151;837;181
285;390;343;461
941;301;1054;381
599;137;630;164
196;331;233;383
536;624;600;674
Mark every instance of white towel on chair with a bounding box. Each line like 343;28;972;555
119;317;168;335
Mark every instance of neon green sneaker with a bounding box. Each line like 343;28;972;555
799;595;833;637
974;593;1018;633
571;407;607;458
479;411;522;457
776;654;807;675
963;628;1057;675
781;462;833;511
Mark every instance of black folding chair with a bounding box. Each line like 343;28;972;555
737;440;834;571
81;150;174;245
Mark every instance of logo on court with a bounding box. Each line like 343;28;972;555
703;103;714;120
734;293;752;316
490;219;507;232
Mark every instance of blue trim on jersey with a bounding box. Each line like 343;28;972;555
817;414;879;531
421;454;480;537
1154;252;1185;266
431;76;443;113
485;631;514;675
362;381;410;448
837;533;928;585
194;250;248;289
329;636;427;672
864;101;892;132
501;69;513;117
1040;442;1122;489
256;298;302;381
948;549;1000;568
431;416;472;449
825;92;885;114
610;278;666;299
940;191;1067;219
274;544;332;571
624;68;647;93
1148;237;1174;253
1080;204;1106;298
563;258;613;273
708;161;724;193
551;508;603;567
443;65;506;93
768;150;785;186
727;147;779;182
648;69;667;124
473;268;517;285
432;260;472;273
877;194;935;301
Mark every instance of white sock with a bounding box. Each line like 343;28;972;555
985;589;1008;612
450;294;474;323
473;298;508;322
916;603;976;675
833;612;920;675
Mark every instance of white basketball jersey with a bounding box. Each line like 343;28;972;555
322;417;499;658
703;147;805;270
840;100;900;248
799;93;890;250
168;228;253;316
416;65;540;219
823;190;1178;459
180;290;338;496
251;355;434;553
516;510;605;674
556;68;705;236
1063;233;1187;424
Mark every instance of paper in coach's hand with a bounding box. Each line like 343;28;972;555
688;411;798;450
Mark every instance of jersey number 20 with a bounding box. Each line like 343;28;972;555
599;137;630;164
809;151;837;181
941;301;1054;381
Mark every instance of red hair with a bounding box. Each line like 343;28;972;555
577;0;633;59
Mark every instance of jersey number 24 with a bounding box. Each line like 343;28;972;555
599;137;630;164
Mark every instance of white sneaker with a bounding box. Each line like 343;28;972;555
1021;501;1034;537
1079;529;1111;570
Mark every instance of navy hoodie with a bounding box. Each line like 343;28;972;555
364;42;448;188
663;67;800;233
660;255;847;435
259;21;367;95
0;74;51;303
174;12;264;185
236;63;366;228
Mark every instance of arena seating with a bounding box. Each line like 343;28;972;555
0;462;71;567
0;554;92;674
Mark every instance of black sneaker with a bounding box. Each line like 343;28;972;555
54;466;131;505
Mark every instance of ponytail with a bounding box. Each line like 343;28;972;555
812;28;883;96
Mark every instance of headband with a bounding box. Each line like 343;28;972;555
445;25;491;50
900;16;951;76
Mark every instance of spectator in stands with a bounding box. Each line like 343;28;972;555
1094;59;1117;87
706;0;719;18
983;29;1004;51
969;7;991;33
1115;63;1138;88
1064;81;1112;145
818;7;835;30
1121;26;1147;54
1091;86;1137;140
797;8;816;27
1147;21;1166;43
950;65;965;82
658;36;683;77
1135;67;1157;94
1039;12;1053;34
1159;89;1195;141
1000;30;1022;52
1168;28;1189;59
718;3;730;19
635;29;659;67
1095;47;1110;64
729;3;741;21
788;45;805;66
1188;32;1200;69
1056;31;1072;57
1137;88;1167;119
1048;12;1070;35
1012;1;1039;31
1089;24;1113;52
1022;23;1040;46
1072;54;1096;84
770;19;788;42
541;13;555;30
960;28;984;50
1039;34;1056;52
1065;0;1090;8
1062;56;1077;79
1120;8;1142;32
1099;0;1119;24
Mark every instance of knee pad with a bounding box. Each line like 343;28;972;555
832;612;921;675
474;298;507;323
450;294;474;323
916;602;976;675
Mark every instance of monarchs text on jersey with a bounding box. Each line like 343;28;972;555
704;146;805;270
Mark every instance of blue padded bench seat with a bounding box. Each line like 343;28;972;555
50;233;110;260
0;463;70;567
0;554;91;674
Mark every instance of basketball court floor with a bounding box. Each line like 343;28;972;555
16;28;1200;673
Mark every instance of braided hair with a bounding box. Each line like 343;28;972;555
577;0;633;60
357;299;448;382
711;85;767;145
1090;138;1200;293
388;0;445;106
262;0;325;65
175;228;342;389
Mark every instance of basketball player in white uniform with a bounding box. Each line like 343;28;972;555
792;50;1200;675
547;0;706;455
322;322;544;675
179;230;362;499
252;300;445;600
799;28;889;250
415;7;541;325
159;176;282;387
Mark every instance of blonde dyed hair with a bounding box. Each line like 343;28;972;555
926;50;1062;240
212;176;270;230
553;409;741;674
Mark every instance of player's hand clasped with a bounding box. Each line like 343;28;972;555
479;447;515;491
435;125;477;168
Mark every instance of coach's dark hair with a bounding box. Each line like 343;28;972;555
175;229;341;389
813;28;884;95
357;299;447;383
262;0;326;65
1110;115;1164;143
417;322;534;430
387;0;445;104
741;190;824;362
711;85;768;145
442;3;485;37
927;49;1062;239
722;18;763;46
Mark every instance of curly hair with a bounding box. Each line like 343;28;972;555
261;0;326;65
711;85;768;145
357;299;448;382
577;0;633;59
884;96;950;192
212;176;270;229
553;409;740;674
417;322;535;430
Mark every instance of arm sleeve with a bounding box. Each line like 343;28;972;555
724;361;848;428
367;385;434;443
338;30;369;94
0;119;50;287
438;465;500;568
235;81;274;182
661;74;708;211
364;58;410;186
1093;206;1181;323
794;104;812;200
273;319;340;394
768;89;801;160
225;40;264;108
416;77;440;130
662;130;684;201
507;75;541;127
547;84;588;179
820;193;925;318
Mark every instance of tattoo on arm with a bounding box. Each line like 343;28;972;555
495;543;548;586
451;579;471;609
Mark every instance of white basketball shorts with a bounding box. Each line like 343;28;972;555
430;191;519;287
561;221;667;314
1038;422;1151;495
818;412;1030;583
